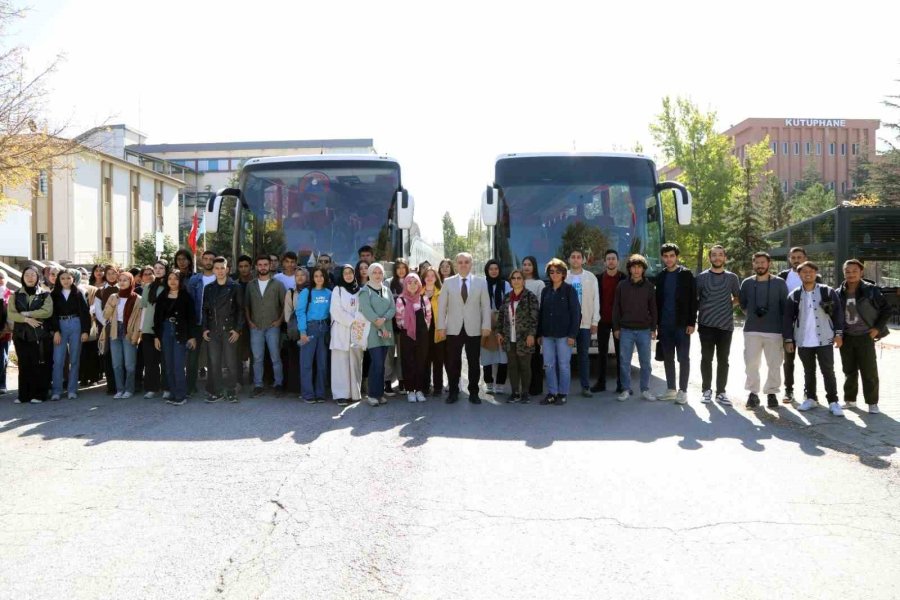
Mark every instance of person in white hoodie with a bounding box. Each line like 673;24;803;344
330;264;364;406
566;249;600;397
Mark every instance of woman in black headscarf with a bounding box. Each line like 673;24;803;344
8;266;53;403
481;259;510;394
330;264;364;406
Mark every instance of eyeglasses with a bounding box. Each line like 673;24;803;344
510;276;523;280
548;269;563;275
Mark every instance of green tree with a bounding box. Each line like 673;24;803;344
132;233;177;267
722;139;773;276
204;168;242;260
556;222;610;267
791;182;835;222
761;173;791;232
441;212;464;259
650;97;740;272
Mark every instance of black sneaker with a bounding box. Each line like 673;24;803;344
746;393;761;409
206;394;222;403
540;394;556;405
507;394;520;404
384;383;397;397
167;397;186;406
336;398;350;407
251;387;264;398
767;394;779;408
272;385;284;397
303;397;316;404
446;392;459;404
227;394;239;404
555;395;568;405
469;394;482;404
315;397;326;403
590;382;607;393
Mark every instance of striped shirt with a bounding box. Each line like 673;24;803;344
696;270;740;330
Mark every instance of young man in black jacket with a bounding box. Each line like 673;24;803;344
777;246;820;403
838;259;891;413
202;257;245;402
654;243;697;405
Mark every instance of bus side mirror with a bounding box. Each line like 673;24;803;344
656;181;692;226
482;185;499;226
396;188;414;230
204;187;241;234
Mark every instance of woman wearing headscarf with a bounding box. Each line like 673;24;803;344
358;263;395;406
8;265;53;403
395;273;432;402
48;269;91;400
420;266;444;395
330;264;364;406
102;271;143;398
95;265;121;395
480;259;511;394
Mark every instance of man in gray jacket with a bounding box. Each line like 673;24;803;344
739;252;788;409
245;256;286;397
783;261;844;416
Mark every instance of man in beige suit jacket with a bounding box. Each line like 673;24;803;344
437;252;492;404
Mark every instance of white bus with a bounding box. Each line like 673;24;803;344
204;154;417;269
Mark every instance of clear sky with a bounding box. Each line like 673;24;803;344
12;0;900;242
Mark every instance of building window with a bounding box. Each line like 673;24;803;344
805;142;811;155
198;160;209;172
794;142;800;155
816;142;821;156
829;143;835;156
36;233;48;260
852;143;860;156
827;181;835;191
782;180;789;193
131;173;140;247
770;142;777;155
783;142;789;156
155;180;164;231
841;181;847;194
840;143;846;156
38;170;49;195
101;162;112;255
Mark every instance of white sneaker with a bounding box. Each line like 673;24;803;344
701;389;713;404
660;389;677;401
416;391;427;402
486;383;495;394
797;398;818;411
113;392;124;399
675;390;687;405
67;393;77;400
162;391;172;400
829;402;845;417
50;394;60;401
367;397;380;406
616;390;629;402
842;400;856;409
144;391;157;399
407;392;417;403
13;398;22;404
869;404;880;414
121;392;133;399
641;390;656;401
30;398;43;404
716;393;732;406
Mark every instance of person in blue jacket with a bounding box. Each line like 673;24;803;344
536;258;581;406
296;267;332;403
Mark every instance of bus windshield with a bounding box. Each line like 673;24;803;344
494;155;663;276
239;160;400;266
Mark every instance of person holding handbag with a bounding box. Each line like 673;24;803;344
102;272;143;399
395;273;432;403
8;265;53;403
481;259;511;395
497;269;539;403
420;266;445;396
48;269;91;401
359;263;396;406
330;265;365;407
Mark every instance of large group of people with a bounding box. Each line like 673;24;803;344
0;242;891;416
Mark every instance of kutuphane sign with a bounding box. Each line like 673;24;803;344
784;118;847;127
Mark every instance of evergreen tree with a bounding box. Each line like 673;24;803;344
722;139;772;276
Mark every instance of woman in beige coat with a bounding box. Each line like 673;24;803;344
102;272;143;398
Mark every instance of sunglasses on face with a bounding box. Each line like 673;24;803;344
548;270;563;275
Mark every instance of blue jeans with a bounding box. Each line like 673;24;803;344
109;322;137;394
367;346;388;399
250;326;283;387
161;322;188;400
619;328;652;392
543;337;573;395
576;328;592;389
52;317;83;396
0;338;8;390
300;320;329;399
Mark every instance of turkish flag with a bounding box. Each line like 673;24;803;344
188;210;199;254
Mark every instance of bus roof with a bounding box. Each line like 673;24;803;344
243;154;399;167
495;152;654;162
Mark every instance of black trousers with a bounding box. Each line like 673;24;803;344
207;331;239;396
426;327;445;393
140;333;163;392
400;330;429;393
483;364;507;385
13;336;52;401
784;346;796;394
840;335;879;404
446;326;482;395
103;346;116;394
798;345;838;404
528;350;544;396
699;325;732;394
596;324;622;390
